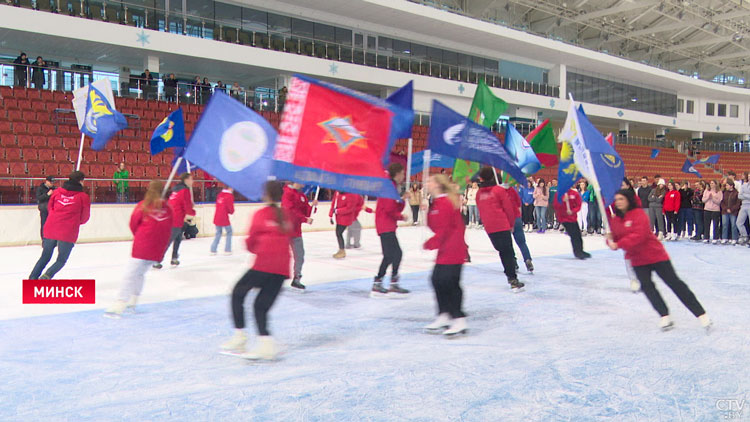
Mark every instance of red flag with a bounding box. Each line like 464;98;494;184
605;132;614;146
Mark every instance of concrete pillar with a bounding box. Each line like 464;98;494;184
548;64;566;99
143;55;160;74
619;122;629;137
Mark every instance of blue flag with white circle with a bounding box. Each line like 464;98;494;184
182;92;277;201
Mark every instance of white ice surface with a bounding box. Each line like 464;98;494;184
1;227;749;421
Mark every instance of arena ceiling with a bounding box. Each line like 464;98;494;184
410;0;750;86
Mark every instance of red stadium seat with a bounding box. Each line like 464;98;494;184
17;135;34;147
62;135;79;149
7;110;23;121
32;102;47;112
22;111;37;121
40;90;54;102
57;125;71;134
23;149;39;161
145;166;159;179
6;148;22;161
28;123;42;135
13;122;27;133
0;121;12;133
18;100;32;111
27;162;45;177
3;99;19;109
46;137;63;148
0;134;15;146
41;124;56;135
97;151;112;163
52;149;68;161
9;162;26;176
38;149;54;161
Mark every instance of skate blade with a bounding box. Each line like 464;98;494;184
443;329;468;338
288;287;306;293
424;326;449;334
102;312;122;319
660;323;675;332
510;287;525;293
220;350;278;361
386;293;409;300
369;292;389;299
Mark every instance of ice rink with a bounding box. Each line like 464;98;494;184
2;226;749;421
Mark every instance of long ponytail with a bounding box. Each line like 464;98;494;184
432;174;460;209
264;181;290;233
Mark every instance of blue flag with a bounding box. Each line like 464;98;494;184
650;149;660;159
182;92;277;201
386;81;414;139
171;147;199;175
504;123;541;175
81;85;128;150
694;154;720;165
681;159;702;178
151;109;186;155
427;100;527;187
409;150;455;176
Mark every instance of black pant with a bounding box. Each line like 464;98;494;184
411;205;419;223
633;260;706;318
29;238;75;279
377;231;402;279
487;230;517;281
665;211;678;234
168;226;184;260
522;204;535;225
561;222;585;257
39;207;48;240
431;264;465;318
335;224;347;250
703;210;721;240
231;270;285;335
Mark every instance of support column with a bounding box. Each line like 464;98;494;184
143;55;160;74
655;127;666;140
548;64;566;99
619;122;629;138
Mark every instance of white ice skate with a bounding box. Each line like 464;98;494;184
126;295;139;313
241;336;278;360
220;330;247;354
699;314;713;334
443;318;468;337
659;315;674;332
103;301;127;319
630;279;641;293
424;313;451;334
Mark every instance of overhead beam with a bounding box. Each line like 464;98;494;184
560;0;660;27
671;36;733;51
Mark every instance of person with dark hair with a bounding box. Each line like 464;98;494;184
372;163;410;297
140;69;156;100
36;176;56;241
648;179;667;240
663;182;681;241
553;185;590;259
154;173;195;269
210;186;235;256
282;182;316;291
702;180;723;244
31;56;46;89
720;179;740;245
201;77;212;103
547;178;558;229
617;178;640;292
113;162;130;203
677;181;694;240
105;181;174;317
533;178;549;234
163;73;178;102
520;177;535;232
221;181;291;360
607;188;712;332
329;191;359;259
13;52;29;87
29;171;91;279
690;181;706;241
476;167;524;291
409;184;422;225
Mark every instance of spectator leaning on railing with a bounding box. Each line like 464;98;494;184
13;52;30;87
114;162;130;203
32;56;46;89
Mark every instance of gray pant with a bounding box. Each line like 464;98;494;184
291;237;304;280
210;225;232;253
118;258;155;302
648;205;665;234
346;219;362;247
738;206;750;238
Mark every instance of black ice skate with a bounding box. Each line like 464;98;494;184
290;278;306;292
524;259;534;273
509;279;525;292
370;278;388;298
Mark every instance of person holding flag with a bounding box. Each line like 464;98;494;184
329;191;360;259
553;186;591;260
372;163;410;298
154;173;195;269
282;182;316;291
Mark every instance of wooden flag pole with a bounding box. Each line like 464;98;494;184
75;133;85;171
162;156;182;198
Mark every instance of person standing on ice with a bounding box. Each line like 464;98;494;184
154;173;195;269
105;181;174;317
282;182;317;291
606;189;712;332
210;185;235;256
553;185;590;260
500;180;534;273
423;175;469;336
475;167;524;291
329;191;358;259
29;171;91;280
345;193;372;249
372;162;410;298
221;181;291;360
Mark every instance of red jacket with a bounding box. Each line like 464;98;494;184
168;183;195;228
329;192;360;227
607;207;669;267
424;196;467;265
245;206;292;278
663;190;681;213
376;196;405;235
503;185;522;220
352;194;373;220
281;185;312;238
553;190;582;223
43;185;91;243
130;201;174;262
213;190;235;226
476;185;516;234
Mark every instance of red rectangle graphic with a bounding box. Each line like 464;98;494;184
23;280;96;304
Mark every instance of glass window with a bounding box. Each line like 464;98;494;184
411;44;427;60
443;50;457;66
186;0;211;20
315;23;334;42
686;100;694;114
242;8;267;32
426;47;442;62
335;28;352;46
393;39;411;57
457;53;471;68
215;2;241;27
730;104;739;118
718;103;727;117
291;18;314;38
706;102;715;116
471;56;484;73
267;13;291;34
677;98;684;113
378;36;392;54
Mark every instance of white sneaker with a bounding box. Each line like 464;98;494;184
657;233;665;241
242;336;277;360
424;313;452;333
703;239;710;244
443;317;468;337
712;240;719;244
729;240;737;246
630;279;641;293
209;251;217;256
698;314;713;333
221;330;248;353
126;295;139;313
659;315;674;331
721;239;728;245
103;300;127;318
223;251;233;256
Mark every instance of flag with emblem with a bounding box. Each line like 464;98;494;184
272;75;412;200
74;81;128;151
410;150;455;176
681;159;702;178
505;123;541;176
182;92;276;201
694;154;720;165
150;108;186;155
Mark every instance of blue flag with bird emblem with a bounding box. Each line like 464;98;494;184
151;108;186;155
81;84;128;151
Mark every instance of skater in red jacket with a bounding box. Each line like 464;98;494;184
329;191;359;259
345;193;373;249
372;163;410;297
29;171;91;280
210;186;235;256
154;172;195;269
553;187;591;259
423;175;469;336
607;188;712;332
221;181;291;360
282;182;316;291
662;182;681;241
475;167;524;291
105;181;174;317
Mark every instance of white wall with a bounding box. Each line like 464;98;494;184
0;201;386;247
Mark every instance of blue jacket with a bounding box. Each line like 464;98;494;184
520;186;534;205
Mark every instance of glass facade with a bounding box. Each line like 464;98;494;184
567;71;677;117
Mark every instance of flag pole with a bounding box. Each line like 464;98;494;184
75;133;85;171
420;149;430;226
313;185;321;214
405;138;413;191
162;156;182;198
492;167;500;185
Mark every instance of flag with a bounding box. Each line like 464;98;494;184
694;154;720;165
182;92;276;201
605;132;614;146
409;151;455;176
428;100;527;187
386;81;414;139
556;141;581;203
526;119;558;167
504;123;541;176
558;100;625;206
272;75;413;200
650;149;660;159
150;108;186;155
681;159;702;178
452;159;480;186
171;147;198;175
76;83;128;151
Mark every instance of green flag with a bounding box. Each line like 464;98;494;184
526;119;558;167
452;79;507;186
